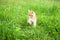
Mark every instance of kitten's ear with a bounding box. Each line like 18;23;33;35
28;10;30;12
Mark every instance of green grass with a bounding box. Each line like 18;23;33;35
0;0;60;40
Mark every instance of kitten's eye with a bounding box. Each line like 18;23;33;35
29;14;33;17
32;11;33;14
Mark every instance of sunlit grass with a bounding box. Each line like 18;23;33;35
0;0;60;40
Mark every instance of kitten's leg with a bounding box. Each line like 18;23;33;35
27;19;32;25
33;20;36;27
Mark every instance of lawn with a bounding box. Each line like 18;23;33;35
0;0;60;40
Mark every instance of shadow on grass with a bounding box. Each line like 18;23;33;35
20;21;32;29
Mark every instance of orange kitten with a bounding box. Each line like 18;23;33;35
27;10;37;27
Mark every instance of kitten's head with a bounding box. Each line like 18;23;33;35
28;10;33;16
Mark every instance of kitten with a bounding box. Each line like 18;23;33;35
27;10;37;27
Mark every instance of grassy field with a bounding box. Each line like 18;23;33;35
0;0;60;40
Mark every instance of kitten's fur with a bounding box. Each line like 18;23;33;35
27;10;37;27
